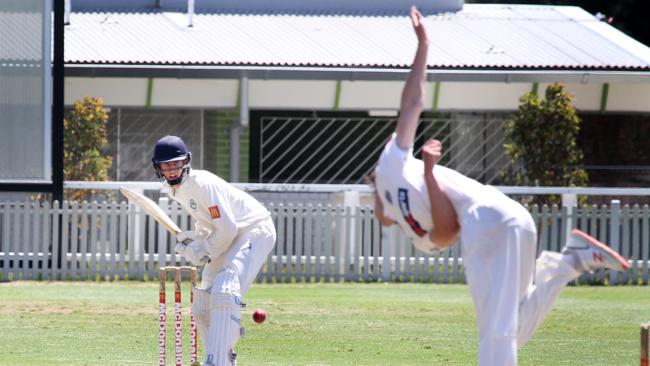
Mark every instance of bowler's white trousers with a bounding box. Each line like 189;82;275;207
461;196;581;366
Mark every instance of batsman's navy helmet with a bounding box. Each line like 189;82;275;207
152;135;192;186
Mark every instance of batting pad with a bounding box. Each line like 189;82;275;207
192;287;211;350
205;269;242;366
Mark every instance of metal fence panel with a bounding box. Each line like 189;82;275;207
252;114;508;185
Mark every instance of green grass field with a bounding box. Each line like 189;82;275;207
0;281;648;366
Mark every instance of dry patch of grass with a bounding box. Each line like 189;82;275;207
0;301;156;316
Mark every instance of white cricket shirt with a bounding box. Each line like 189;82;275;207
374;134;501;252
162;169;270;257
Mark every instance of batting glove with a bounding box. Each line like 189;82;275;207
174;239;210;266
177;230;199;243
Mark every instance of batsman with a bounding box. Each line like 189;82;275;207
152;135;276;366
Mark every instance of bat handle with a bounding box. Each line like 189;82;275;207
181;238;212;265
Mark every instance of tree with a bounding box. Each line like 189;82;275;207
63;97;113;201
502;83;588;205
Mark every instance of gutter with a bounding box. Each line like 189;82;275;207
64;64;650;84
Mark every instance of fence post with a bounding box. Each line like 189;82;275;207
342;191;359;269
127;189;145;265
562;193;577;242
609;200;621;285
158;197;170;269
382;226;390;282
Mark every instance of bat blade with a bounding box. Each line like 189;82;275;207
120;186;210;264
120;186;181;235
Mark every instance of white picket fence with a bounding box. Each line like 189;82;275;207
0;198;649;285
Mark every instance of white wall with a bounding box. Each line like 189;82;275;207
437;82;531;111
338;81;408;110
65;77;650;113
152;79;238;107
558;83;603;111
249;80;336;109
65;77;148;106
608;84;650;112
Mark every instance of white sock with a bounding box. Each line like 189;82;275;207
561;252;581;272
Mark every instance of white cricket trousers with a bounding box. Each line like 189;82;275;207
461;198;581;366
200;217;276;293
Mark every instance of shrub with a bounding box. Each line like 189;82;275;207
502;83;588;205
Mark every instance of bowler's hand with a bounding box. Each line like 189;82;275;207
410;6;429;45
422;139;442;172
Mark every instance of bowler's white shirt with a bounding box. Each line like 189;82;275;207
162;169;270;257
374;134;502;251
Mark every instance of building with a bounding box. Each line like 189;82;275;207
5;0;650;189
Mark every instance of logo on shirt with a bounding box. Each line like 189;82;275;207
189;199;197;210
384;190;392;204
398;188;427;237
208;205;221;219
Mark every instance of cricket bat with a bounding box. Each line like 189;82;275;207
120;186;210;264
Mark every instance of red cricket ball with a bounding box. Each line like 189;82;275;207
252;309;266;324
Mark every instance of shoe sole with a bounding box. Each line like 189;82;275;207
571;229;630;270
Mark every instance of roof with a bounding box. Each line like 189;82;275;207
69;0;463;15
5;3;650;82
